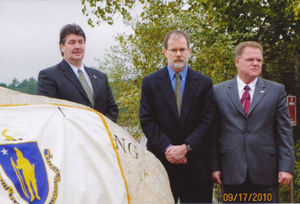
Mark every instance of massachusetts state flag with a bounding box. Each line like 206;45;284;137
0;104;130;204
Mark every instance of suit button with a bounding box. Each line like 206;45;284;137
245;132;248;135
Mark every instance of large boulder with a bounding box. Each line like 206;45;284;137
0;87;174;204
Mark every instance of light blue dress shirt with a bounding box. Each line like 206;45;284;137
167;65;188;98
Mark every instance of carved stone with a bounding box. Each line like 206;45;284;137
0;87;174;204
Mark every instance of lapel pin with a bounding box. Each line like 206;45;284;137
260;90;265;94
93;75;97;79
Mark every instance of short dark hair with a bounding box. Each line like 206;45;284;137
59;24;86;56
235;41;263;59
59;23;86;45
163;30;190;49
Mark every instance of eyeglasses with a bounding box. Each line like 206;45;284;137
167;48;189;54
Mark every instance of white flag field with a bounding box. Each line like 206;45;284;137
0;104;130;204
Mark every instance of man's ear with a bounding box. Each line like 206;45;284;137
163;48;167;57
235;58;239;67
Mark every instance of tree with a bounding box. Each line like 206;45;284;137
7;78;20;91
4;77;37;95
81;0;149;26
17;77;38;94
0;83;7;88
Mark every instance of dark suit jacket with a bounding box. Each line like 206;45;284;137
212;77;294;185
36;60;118;123
139;66;214;182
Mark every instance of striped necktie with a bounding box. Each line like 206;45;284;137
241;85;251;117
174;72;182;116
78;69;95;108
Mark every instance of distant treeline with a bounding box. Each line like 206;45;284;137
0;77;37;94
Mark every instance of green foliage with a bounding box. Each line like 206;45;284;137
0;83;7;88
97;32;146;137
81;0;150;26
279;160;300;203
294;160;300;202
3;77;37;95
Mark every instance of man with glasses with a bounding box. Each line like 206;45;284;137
212;41;294;203
139;30;214;203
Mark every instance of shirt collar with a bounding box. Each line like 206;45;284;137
237;75;257;93
64;59;86;76
167;65;188;81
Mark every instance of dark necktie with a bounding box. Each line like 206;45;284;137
174;72;182;116
78;69;95;108
240;85;251;117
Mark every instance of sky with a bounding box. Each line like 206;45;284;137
0;0;134;84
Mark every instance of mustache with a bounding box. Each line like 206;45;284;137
73;49;82;53
174;58;184;62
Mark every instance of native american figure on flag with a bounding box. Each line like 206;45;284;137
11;147;41;202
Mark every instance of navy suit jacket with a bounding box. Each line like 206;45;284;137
36;60;118;122
139;66;214;181
212;77;294;185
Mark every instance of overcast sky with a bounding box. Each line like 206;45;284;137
0;0;134;84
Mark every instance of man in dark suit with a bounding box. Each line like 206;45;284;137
212;41;294;203
139;30;214;203
36;24;118;122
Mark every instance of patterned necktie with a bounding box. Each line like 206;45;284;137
240;85;251;117
174;72;182;116
78;69;95;108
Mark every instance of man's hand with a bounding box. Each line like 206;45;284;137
212;171;222;186
165;144;188;164
278;171;293;185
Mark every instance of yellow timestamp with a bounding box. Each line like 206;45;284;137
223;193;272;202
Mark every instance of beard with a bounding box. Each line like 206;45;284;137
169;58;187;70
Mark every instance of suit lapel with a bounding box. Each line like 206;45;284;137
226;77;245;116
60;60;89;101
248;77;267;116
180;68;197;125
158;67;180;123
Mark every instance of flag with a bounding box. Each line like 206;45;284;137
0;104;130;204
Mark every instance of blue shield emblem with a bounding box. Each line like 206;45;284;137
0;142;49;203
